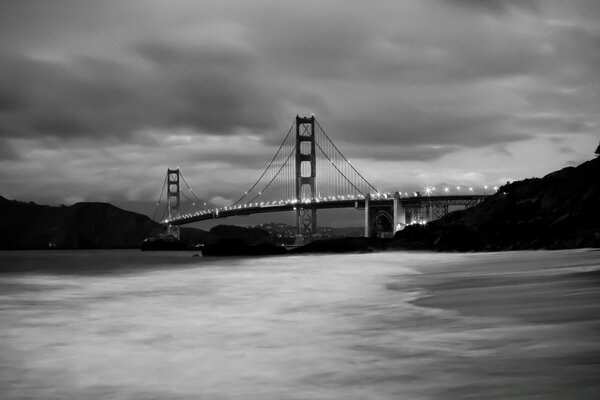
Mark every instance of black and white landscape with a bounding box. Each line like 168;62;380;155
1;1;599;399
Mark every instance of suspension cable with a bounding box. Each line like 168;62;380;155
315;119;378;192
179;171;205;204
230;121;295;206
152;173;168;220
246;144;297;205
315;142;365;195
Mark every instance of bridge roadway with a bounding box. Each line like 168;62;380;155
167;194;489;225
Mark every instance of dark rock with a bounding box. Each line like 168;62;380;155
180;227;218;247
431;224;484;251
290;237;389;254
141;235;188;251
209;225;269;245
202;238;287;257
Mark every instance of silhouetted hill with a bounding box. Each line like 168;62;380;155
0;197;216;249
391;157;600;251
0;198;161;249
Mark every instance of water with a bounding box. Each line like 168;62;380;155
1;250;599;399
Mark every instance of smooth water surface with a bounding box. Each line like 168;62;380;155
1;250;599;399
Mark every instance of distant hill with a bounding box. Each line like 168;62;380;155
0;198;215;250
392;157;600;251
0;198;160;249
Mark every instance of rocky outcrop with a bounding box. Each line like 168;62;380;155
391;157;600;251
202;238;287;256
209;225;269;245
289;237;388;254
141;234;189;251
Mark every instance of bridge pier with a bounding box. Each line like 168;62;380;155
364;194;395;238
393;192;406;233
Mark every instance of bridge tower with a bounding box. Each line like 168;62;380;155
295;115;317;236
167;168;180;240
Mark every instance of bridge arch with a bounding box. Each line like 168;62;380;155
371;210;393;238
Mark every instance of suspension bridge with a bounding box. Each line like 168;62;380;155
154;116;491;238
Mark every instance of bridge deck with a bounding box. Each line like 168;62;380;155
167;195;489;225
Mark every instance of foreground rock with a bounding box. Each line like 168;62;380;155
140;235;190;251
289;237;389;254
202;238;287;256
202;236;393;257
391;157;600;251
209;225;270;245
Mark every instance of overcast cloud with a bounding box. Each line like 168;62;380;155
0;0;599;218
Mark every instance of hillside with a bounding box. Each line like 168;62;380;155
0;198;216;249
391;157;600;251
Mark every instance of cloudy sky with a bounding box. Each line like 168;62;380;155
1;0;599;223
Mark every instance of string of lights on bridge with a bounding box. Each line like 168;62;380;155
162;184;500;223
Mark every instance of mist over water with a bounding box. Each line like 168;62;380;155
1;250;599;399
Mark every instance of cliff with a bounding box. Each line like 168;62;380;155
391;157;600;251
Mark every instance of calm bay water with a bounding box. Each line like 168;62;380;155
1;250;599;399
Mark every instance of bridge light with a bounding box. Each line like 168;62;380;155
444;187;449;193
469;187;473;192
484;185;488;190
456;186;461;190
494;186;498;191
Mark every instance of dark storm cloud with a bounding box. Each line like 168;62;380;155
335;111;530;150
0;41;280;140
340;142;462;163
443;0;541;14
